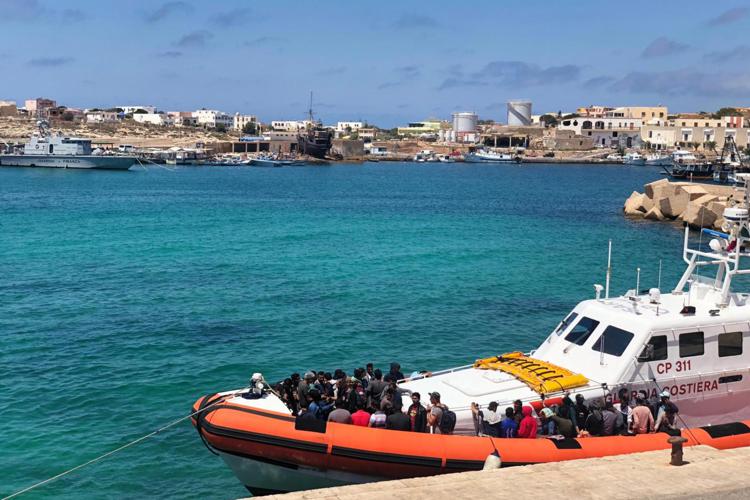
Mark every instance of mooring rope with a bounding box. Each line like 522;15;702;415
2;392;237;500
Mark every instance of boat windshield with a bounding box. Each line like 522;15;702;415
554;312;578;335
591;326;634;357
564;317;600;345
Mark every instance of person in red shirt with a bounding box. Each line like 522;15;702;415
517;406;538;438
350;402;371;427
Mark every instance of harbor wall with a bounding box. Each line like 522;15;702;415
254;445;750;500
624;179;742;229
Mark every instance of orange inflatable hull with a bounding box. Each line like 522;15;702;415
192;394;750;484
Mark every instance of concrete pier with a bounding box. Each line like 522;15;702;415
254;445;750;500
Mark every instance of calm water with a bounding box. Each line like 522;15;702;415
1;162;679;498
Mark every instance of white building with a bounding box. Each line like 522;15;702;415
167;111;198;127
271;120;311;132
336;121;363;133
119;105;156;114
133;112;174;126
85;111;119;123
558;116;643;148
234;113;258;131
194;109;233;129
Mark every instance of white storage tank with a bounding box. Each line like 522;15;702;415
452;112;478;133
507;101;532;126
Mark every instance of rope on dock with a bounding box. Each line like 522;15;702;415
1;392;236;500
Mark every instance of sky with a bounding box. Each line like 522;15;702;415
1;0;749;127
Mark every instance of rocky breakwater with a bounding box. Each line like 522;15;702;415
624;179;743;230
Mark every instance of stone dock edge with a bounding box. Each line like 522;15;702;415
241;444;750;500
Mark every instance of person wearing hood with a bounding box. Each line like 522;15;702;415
540;407;576;438
517;406;538;438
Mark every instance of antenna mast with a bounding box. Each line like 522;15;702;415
308;91;314;123
605;240;612;299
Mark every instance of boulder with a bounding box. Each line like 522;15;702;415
658;189;689;218
644;178;670;199
643;206;666;221
624;191;645;216
637;194;654;213
708;201;727;223
681;201;717;228
679;185;709;201
693;194;718;207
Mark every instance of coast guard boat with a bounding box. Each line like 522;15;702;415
0;121;136;170
193;176;750;495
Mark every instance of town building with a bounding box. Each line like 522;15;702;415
271;120;311;132
0;100;18;116
167;111;198;127
557;116;643;148
396;120;445;137
233;113;258;131
358;127;377;141
193;109;233;129
576;106;614;118
85;110;119;123
24;97;57;116
641;115;749;150
118;105;156;114
133;112;174;126
605;106;667;123
336;121;363;133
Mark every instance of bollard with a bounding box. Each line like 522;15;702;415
667;436;688;466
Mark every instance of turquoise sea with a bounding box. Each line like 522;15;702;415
2;162;681;498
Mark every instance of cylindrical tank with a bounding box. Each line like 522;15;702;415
507;101;532;126
452;112;478;133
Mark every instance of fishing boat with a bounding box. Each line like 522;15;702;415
297;92;332;160
713;137;749;185
644;154;672;167
463;149;518;163
438;154;455;163
0;120;136;170
623;152;646;166
193;175;750;494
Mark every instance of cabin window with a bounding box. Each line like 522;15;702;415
564;317;600;345
554;312;578;336
49;145;54;153
679;332;704;358
591;326;635;357
639;335;668;361
718;332;743;357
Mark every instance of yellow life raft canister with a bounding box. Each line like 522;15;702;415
473;352;588;394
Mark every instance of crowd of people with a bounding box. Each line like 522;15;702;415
275;362;456;434
472;388;680;439
273;363;680;438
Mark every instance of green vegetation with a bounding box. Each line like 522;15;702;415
713;107;741;118
242;121;259;135
539;114;558;127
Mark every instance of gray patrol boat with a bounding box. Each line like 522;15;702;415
0;121;137;170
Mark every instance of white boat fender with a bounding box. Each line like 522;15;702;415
483;450;502;470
